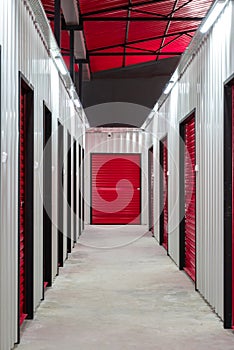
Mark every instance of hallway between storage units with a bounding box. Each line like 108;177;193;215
16;225;234;350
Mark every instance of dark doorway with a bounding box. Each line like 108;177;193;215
67;132;72;254
57;121;64;268
18;75;34;337
224;75;234;328
43;103;52;294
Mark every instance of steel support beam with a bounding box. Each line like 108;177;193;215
89;52;182;56
82;16;203;21
88;29;196;53
82;0;167;17
79;63;83;104
70;30;75;81
54;0;61;47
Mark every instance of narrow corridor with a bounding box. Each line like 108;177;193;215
17;226;234;350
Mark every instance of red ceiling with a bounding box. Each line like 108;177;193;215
41;0;214;74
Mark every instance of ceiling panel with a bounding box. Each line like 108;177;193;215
90;47;124;72
128;38;162;52
79;0;128;14
40;0;215;74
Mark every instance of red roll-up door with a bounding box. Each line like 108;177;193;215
19;92;27;325
184;116;196;281
149;147;154;233
162;139;168;250
92;154;141;224
232;85;234;327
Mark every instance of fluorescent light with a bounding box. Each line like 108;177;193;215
54;56;67;75
200;1;226;34
74;99;81;108
163;80;174;95
153;103;159;112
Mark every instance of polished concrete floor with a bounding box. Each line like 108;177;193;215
16;225;234;350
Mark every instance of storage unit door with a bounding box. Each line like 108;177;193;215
232;85;234;327
92;154;141;224
19;92;27;325
149;147;154;233
162;139;168;250
184;116;196;281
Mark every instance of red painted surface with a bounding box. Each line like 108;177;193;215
184;116;196;282
19;92;27;326
232;86;234;327
162;139;168;251
92;154;141;224
150;148;154;234
41;0;214;73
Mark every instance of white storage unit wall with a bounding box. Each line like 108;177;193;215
145;0;234;322
85;128;152;226
0;1;87;349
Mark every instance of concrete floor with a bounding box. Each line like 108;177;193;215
16;225;234;350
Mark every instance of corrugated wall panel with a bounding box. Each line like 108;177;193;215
146;1;234;320
85;130;148;225
0;1;19;349
0;1;86;349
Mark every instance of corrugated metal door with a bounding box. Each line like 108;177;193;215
162;139;168;250
73;139;77;244
19;92;27;325
184;116;196;281
43;104;52;290
67;133;72;254
91;154;141;224
232;85;234;327
57;121;64;268
149;147;154;234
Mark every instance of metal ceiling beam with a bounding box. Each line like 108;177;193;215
54;0;61;47
75;58;89;64
81;0;167;17
88;29;196;52
70;29;75;81
89;52;182;56
62;23;83;31
123;0;132;67
82;16;203;21
156;0;179;60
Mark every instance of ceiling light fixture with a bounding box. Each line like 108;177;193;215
54;55;67;75
74;98;81;108
200;0;227;34
163;80;174;95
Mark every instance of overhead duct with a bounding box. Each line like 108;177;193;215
61;0;79;25
61;0;90;81
75;31;90;81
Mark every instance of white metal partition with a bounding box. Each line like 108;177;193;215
0;1;87;349
146;1;234;321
